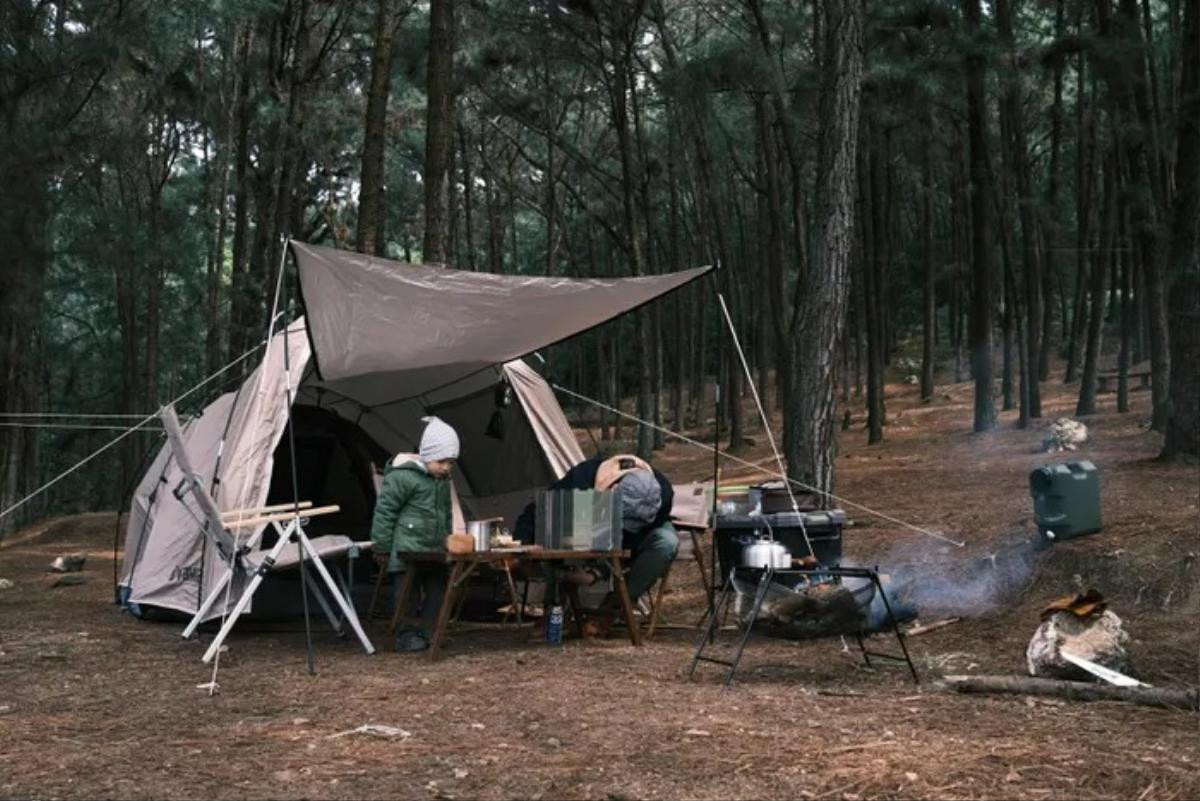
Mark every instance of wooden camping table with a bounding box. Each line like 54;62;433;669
391;547;641;660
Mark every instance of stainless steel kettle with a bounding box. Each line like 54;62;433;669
741;537;792;569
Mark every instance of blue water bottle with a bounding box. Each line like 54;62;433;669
547;604;564;644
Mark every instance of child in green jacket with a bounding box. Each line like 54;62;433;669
370;416;459;651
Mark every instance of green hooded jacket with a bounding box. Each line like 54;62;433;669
370;455;453;572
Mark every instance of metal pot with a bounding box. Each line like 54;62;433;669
741;537;792;569
467;519;498;551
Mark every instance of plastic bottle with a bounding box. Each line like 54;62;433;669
546;604;564;644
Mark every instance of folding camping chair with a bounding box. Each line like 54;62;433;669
162;406;376;663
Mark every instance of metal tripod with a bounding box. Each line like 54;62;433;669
689;565;920;686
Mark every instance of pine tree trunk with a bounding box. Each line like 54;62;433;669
1095;0;1171;429
920;123;936;402
458;122;478;270
0;177;50;536
859;138;884;444
1161;0;1199;457
206;27;242;375
1001;241;1016;413
691;284;706;428
997;0;1044;419
226;25;255;365
1078;155;1117;416
1041;0;1067;381
483;145;502;273
357;0;399;256
853;245;865;397
964;0;997;432
422;0;455;264
787;0;862;497
1118;222;1132;414
667;134;686;432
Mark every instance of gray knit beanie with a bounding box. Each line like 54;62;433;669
419;416;460;462
618;470;661;532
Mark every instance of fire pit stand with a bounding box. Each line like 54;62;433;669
688;566;920;686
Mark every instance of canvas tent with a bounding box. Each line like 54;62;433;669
119;242;709;622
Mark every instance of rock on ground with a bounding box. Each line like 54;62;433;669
1042;418;1089;453
1027;609;1133;680
49;553;87;573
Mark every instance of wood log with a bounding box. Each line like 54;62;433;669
939;674;1198;711
905;617;961;636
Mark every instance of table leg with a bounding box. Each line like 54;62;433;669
427;562;463;661
501;560;523;624
607;555;643;647
428;559;480;661
388;569;416;635
564;584;587;638
367;564;387;621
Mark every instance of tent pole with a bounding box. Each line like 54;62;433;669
281;236;318;676
706;270;721;628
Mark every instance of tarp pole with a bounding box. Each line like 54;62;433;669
708;273;720;627
281;238;318;675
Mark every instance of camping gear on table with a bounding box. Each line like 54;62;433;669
1030;460;1101;542
467;519;502;552
534;489;622;551
446;532;475;555
748;481;822;514
714;509;847;584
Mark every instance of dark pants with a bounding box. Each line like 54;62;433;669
392;566;448;633
622;522;679;599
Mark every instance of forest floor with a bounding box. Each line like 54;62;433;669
0;365;1197;800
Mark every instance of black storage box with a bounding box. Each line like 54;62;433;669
713;509;847;584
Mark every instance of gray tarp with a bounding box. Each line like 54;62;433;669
292;241;710;400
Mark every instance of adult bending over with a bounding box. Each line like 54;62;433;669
514;453;677;612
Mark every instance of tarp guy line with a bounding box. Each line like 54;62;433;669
551;383;967;548
0;340;270;524
714;289;814;558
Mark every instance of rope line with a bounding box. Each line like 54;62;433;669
0;412;160;419
552;383;967;548
0;422;168;432
0;341;268;524
714;291;813;557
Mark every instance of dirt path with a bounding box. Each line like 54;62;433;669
1;374;1196;800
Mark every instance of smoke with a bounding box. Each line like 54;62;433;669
848;534;1042;619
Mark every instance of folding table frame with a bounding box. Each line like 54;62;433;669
689;565;919;685
388;549;641;660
